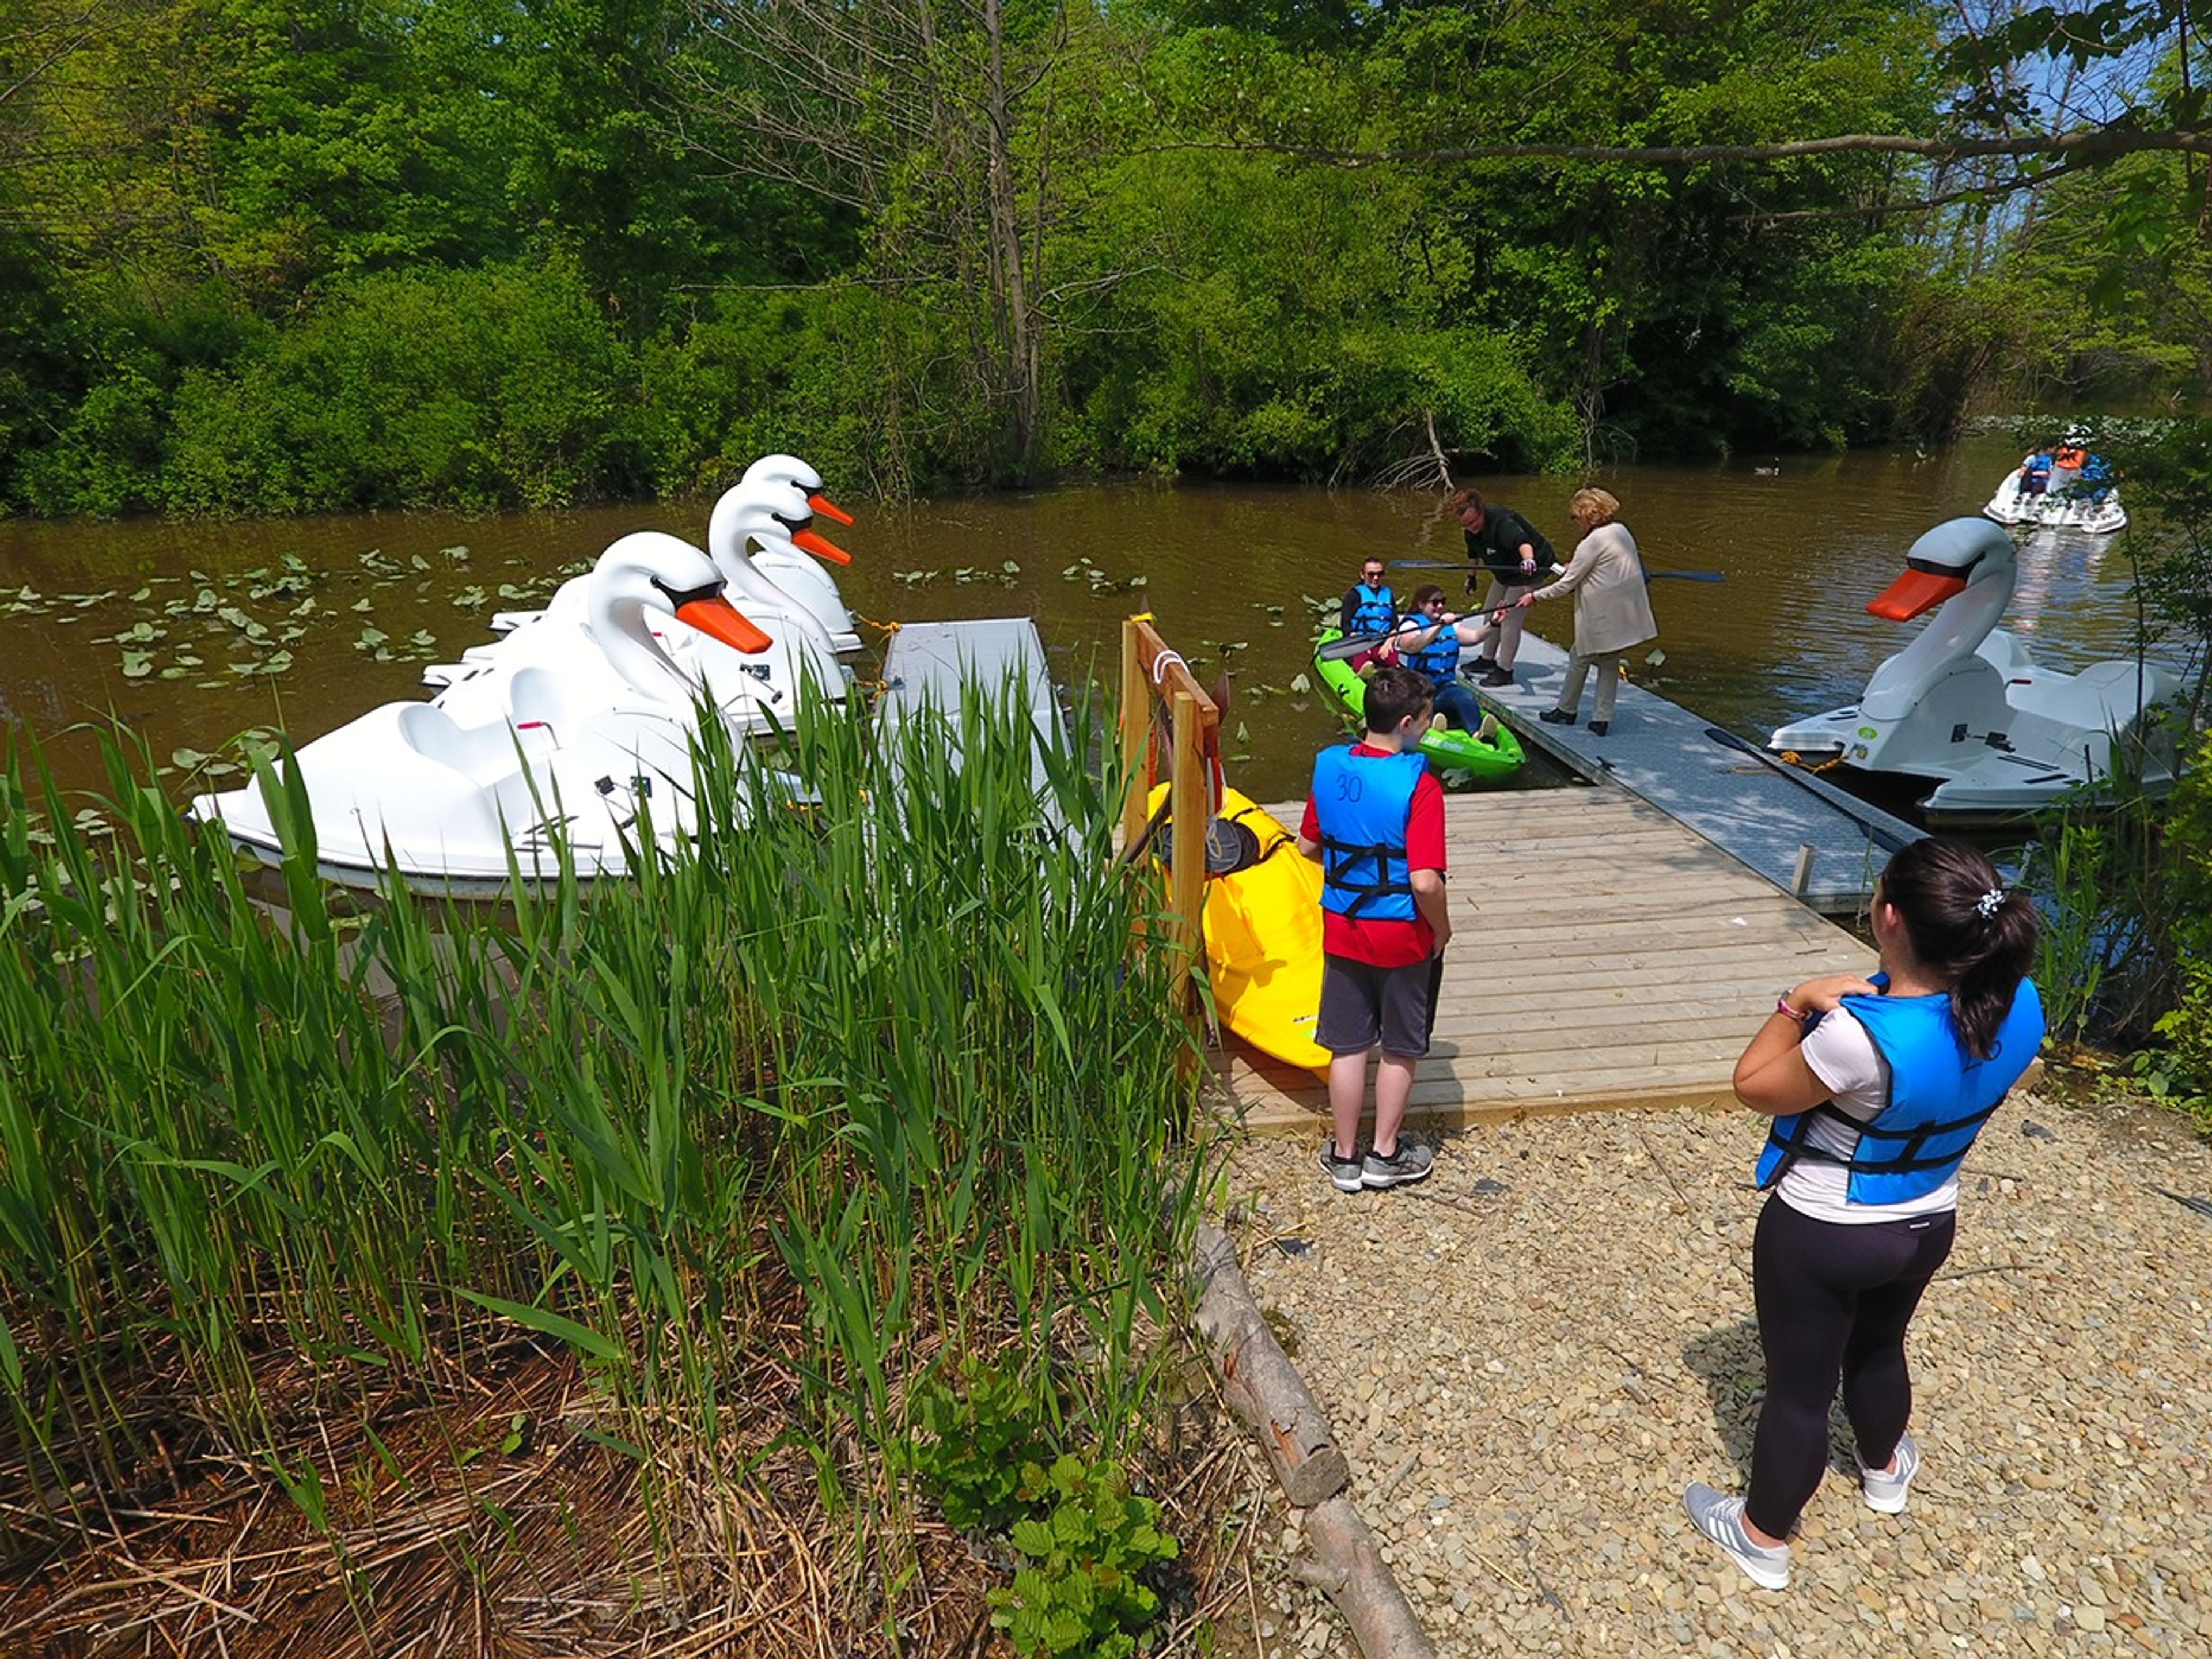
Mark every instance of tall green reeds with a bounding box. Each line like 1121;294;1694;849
0;676;1202;1573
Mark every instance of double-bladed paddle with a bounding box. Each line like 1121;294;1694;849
1385;560;1726;581
1702;725;1918;855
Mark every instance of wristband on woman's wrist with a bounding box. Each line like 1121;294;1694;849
1775;994;1808;1022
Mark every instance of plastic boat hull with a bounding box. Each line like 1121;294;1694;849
1148;783;1331;1077
1312;630;1526;783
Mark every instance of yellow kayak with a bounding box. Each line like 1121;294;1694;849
1149;783;1330;1077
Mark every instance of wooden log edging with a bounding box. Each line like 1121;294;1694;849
1190;1221;1438;1659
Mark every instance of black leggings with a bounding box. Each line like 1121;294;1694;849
1744;1194;1956;1539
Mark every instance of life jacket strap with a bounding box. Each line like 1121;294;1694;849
1317;831;1412;918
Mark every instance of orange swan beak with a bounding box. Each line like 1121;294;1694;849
676;594;772;654
793;527;852;566
1865;569;1968;622
806;491;854;527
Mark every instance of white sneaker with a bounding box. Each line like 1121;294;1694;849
1683;1483;1790;1590
1857;1434;1919;1514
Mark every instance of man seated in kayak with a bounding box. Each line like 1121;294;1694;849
1377;585;1488;732
1337;556;1396;673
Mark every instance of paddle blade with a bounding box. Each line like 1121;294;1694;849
806;491;855;527
1646;570;1726;582
1315;632;1388;664
792;526;853;566
1211;667;1232;721
676;595;773;654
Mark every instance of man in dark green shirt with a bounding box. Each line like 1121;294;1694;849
1449;488;1554;687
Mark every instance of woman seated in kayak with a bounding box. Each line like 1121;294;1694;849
1376;585;1489;731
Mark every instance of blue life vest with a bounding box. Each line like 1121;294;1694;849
2023;452;2052;480
1345;582;1395;635
1310;745;1426;921
1397;615;1460;687
1755;978;2044;1205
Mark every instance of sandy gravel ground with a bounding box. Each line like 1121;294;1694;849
1218;1092;2212;1657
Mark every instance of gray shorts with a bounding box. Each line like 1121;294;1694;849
1317;953;1443;1059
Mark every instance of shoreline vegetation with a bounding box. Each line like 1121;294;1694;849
0;694;1245;1653
2;5;2206;518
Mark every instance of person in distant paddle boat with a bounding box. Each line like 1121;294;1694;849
1381;585;1488;732
1296;663;1449;1194
1684;839;2040;1593
1516;487;1655;737
2018;448;2054;498
1448;487;1554;687
2050;430;2090;495
1337;556;1396;672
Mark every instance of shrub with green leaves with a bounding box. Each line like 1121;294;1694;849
987;1454;1180;1659
904;1358;1059;1534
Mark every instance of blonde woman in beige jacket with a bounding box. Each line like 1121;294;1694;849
1514;487;1656;736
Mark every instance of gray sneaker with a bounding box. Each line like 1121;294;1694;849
1683;1483;1790;1590
1361;1140;1434;1189
1318;1139;1363;1194
1857;1433;1919;1514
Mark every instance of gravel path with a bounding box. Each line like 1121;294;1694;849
1219;1092;2212;1657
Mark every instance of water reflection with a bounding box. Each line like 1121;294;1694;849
0;435;2188;808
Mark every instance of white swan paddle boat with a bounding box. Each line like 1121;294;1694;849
481;453;865;652
1767;516;2180;820
736;452;863;652
192;535;783;892
1983;453;2128;535
423;478;851;731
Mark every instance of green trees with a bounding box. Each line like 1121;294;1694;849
0;0;2198;512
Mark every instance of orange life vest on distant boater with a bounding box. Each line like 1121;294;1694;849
2055;445;2088;469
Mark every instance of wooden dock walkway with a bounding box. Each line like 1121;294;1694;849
1218;783;1877;1133
1469;632;1922;913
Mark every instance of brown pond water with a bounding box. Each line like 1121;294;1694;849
0;433;2187;812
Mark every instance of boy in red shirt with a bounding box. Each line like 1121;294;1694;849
1297;665;1451;1192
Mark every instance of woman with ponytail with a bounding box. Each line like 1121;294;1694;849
1685;838;2041;1591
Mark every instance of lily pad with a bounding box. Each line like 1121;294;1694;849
120;649;155;679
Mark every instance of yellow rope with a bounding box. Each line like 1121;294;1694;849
853;609;900;638
1777;749;1847;774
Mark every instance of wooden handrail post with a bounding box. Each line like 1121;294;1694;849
1168;689;1206;1012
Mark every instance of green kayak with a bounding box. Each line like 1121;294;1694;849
1312;628;1526;784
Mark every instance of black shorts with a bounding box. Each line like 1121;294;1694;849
1317;953;1443;1059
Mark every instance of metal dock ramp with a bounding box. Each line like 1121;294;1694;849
1471;633;1921;912
876;618;1067;813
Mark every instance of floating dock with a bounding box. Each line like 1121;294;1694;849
1221;785;1879;1131
1471;633;1922;913
877;618;1066;810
